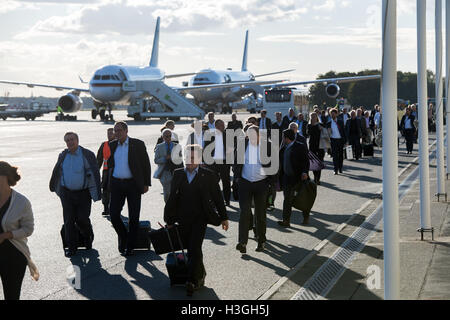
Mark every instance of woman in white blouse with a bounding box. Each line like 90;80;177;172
0;161;39;300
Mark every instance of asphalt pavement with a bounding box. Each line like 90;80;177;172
0;110;427;300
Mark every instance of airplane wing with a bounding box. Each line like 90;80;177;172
261;75;381;89
0;80;90;93
254;69;295;78
175;80;287;93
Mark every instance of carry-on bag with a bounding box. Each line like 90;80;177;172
345;145;354;160
164;225;189;286
123;220;152;250
363;144;374;157
292;179;317;215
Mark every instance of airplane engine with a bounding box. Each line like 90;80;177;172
58;92;83;113
325;83;340;99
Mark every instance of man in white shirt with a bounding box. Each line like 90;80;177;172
234;126;272;253
327;109;346;175
108;121;151;257
207;112;215;130
205;120;232;206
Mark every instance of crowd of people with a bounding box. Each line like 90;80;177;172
2;103;418;299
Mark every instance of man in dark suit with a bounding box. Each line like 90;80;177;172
400;107;416;154
272;112;286;147
258;109;272;138
278;129;310;227
282;108;297;129
107;121;151;256
204;119;233;206
164;145;229;296
345;110;362;160
288;122;307;145
227;113;243;131
327;108;347;174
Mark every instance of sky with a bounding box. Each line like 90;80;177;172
0;0;446;97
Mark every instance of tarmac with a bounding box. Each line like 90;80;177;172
1;110;448;300
263;136;450;300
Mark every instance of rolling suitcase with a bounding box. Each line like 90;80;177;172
123;220;152;250
363;144;374;157
60;224;89;250
164;225;189;287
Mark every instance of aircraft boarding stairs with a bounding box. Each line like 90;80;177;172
125;80;205;121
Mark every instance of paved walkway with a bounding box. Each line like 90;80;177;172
264;141;450;300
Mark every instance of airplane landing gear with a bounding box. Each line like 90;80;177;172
92;105;114;121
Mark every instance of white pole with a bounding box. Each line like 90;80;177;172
418;0;432;230
446;0;450;176
436;0;446;198
382;0;400;300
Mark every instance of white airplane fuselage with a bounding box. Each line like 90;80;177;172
89;65;165;105
188;69;258;106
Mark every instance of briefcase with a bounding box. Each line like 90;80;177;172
345;145;354;160
363;144;374;157
123;221;152;250
292;179;317;215
60;224;88;250
149;224;185;255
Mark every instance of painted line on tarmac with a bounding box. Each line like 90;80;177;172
258;140;437;301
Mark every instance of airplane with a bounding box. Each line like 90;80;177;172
0;17;380;121
0;17;283;121
181;30;380;114
183;30;295;114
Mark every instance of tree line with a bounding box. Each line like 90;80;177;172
308;69;437;110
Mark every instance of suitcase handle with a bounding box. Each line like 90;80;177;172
162;224;187;266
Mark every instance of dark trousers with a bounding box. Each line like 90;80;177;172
0;240;27;300
311;149;325;182
180;222;207;286
404;129;415;152
212;164;231;203
109;177;142;250
60;188;93;250
330;138;344;173
101;170;111;214
348;135;362;160
238;178;269;245
282;182;296;223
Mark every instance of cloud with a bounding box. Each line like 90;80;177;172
15;0;310;38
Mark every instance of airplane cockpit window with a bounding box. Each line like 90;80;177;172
224;75;231;83
118;70;127;81
93;75;101;80
101;75;111;80
112;75;120;80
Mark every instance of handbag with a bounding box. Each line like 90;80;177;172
345;145;354;160
308;151;325;171
293;179;317;214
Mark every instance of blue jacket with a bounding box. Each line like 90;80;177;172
49;146;101;201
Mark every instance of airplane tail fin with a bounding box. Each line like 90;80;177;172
241;30;249;72
149;17;160;68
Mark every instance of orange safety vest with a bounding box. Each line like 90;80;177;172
102;141;111;170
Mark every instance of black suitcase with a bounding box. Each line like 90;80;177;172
60;224;88;250
363;144;374;157
162;225;189;286
123;220;151;250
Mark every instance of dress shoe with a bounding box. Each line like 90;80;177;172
102;211;109;216
236;243;247;254
316;181;321;186
256;242;266;252
186;282;195;297
124;248;134;257
334;172;338;175
65;249;77;257
339;169;343;174
277;221;291;228
118;237;127;254
302;217;310;225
